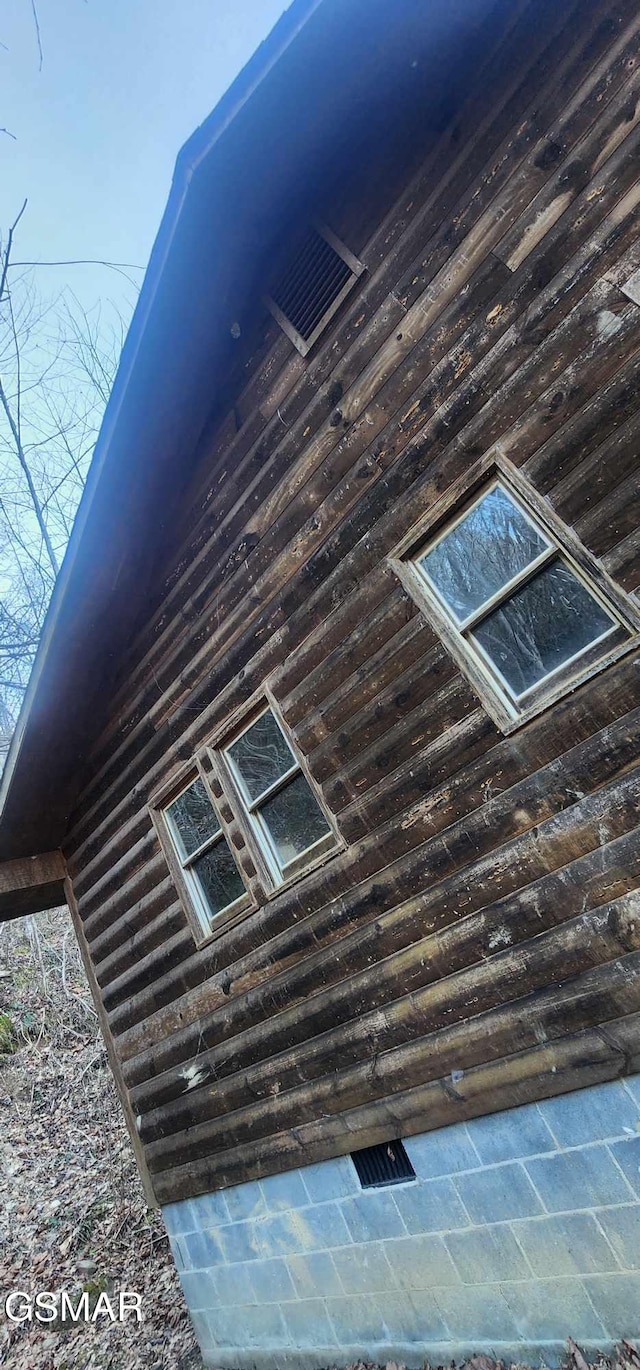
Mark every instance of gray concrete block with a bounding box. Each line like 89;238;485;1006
434;1284;518;1340
513;1212;620;1277
302;1156;360;1203
384;1234;460;1290
526;1145;634;1212
224;1179;268;1223
214;1263;256;1306
332;1243;397;1294
287;1251;344;1299
506;1277;607;1340
394;1176;470;1233
468;1103;557;1165
249;1258;297;1303
383;1290;451;1341
184;1228;226;1270
208;1303;289;1349
190;1309;215;1351
259;1202;351;1257
254;1214;303;1258
445;1223;531;1283
294;1201;353;1251
340;1190;406;1243
180;1269;217;1311
582;1274;640;1337
219;1221;263;1263
539;1083;640;1148
403;1122;480;1179
261;1170;310;1214
163;1198;198;1237
193;1190;231;1228
325;1294;388;1343
455;1162;542;1223
608;1138;640;1198
623;1075;640;1108
281;1299;337;1347
596;1204;640;1269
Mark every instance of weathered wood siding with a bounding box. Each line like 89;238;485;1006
65;0;640;1204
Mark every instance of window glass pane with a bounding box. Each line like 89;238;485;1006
419;485;549;622
167;777;220;858
192;840;245;919
471;560;616;698
227;709;295;801
259;773;330;869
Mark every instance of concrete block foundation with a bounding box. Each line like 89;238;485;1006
164;1076;640;1368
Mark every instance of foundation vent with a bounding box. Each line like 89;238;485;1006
351;1138;416;1188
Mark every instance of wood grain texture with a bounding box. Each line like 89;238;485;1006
62;0;640;1199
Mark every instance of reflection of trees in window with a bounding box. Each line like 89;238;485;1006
413;480;623;712
163;776;245;930
420;486;548;622
258;772;331;866
472;561;615;696
227;710;295;801
167;776;219;857
190;843;245;918
223;707;332;881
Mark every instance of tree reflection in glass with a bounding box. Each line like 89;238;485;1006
472;561;615;697
167;776;221;857
227;710;295;800
259;773;330;867
419;485;548;622
414;479;624;713
225;708;334;878
164;776;245;929
192;843;246;917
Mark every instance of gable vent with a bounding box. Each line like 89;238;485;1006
265;223;364;356
351;1138;416;1189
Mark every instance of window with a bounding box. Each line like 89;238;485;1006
264;222;365;356
160;776;247;936
351;1140;416;1188
394;467;638;731
218;705;338;887
152;703;341;944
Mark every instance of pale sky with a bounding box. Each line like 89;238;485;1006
1;0;290;311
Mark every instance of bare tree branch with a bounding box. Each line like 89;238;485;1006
0;200;28;305
0;379;59;573
30;0;44;71
0;205;133;732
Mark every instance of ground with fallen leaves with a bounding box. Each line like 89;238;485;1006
0;908;202;1370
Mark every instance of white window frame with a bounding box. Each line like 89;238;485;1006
216;703;339;888
150;768;254;946
163;778;248;935
391;456;640;735
418;479;621;702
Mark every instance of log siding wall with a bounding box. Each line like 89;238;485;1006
65;0;640;1204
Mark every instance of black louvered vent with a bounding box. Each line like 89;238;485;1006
266;225;362;355
351;1139;416;1189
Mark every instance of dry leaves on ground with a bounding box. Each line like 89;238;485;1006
0;908;202;1370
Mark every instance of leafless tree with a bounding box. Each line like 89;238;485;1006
0;206;137;733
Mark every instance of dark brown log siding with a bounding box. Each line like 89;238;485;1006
65;0;640;1203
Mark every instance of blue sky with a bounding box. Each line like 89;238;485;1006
1;0;289;311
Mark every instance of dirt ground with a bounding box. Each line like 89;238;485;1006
0;908;202;1370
